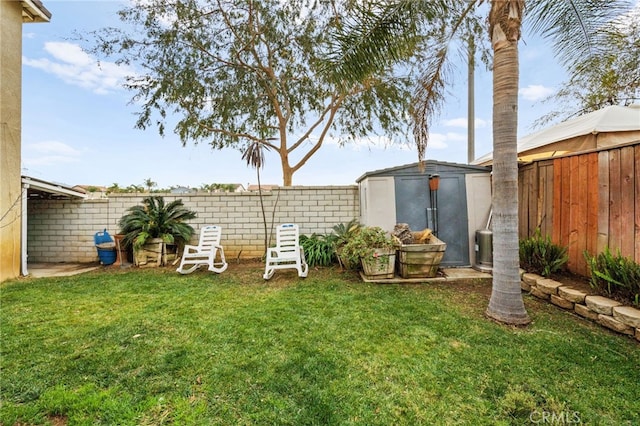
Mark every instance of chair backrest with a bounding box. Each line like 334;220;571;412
275;224;300;254
198;225;223;250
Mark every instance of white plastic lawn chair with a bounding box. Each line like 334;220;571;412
263;223;308;280
176;225;228;274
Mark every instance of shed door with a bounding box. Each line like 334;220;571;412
395;175;470;266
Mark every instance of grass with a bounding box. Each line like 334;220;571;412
1;264;639;425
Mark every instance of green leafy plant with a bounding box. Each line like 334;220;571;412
519;230;568;277
118;196;196;250
331;219;362;269
584;247;640;306
299;233;337;267
331;219;362;248
340;226;398;271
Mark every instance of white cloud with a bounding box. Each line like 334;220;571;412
444;117;488;129
23;141;83;166
23;41;135;94
519;84;555;101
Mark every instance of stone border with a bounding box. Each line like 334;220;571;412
522;273;640;342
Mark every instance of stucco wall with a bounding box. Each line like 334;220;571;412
26;186;359;263
0;1;24;281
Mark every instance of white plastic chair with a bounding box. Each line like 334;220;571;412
176;225;228;274
263;223;308;280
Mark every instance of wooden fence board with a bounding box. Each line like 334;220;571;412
530;164;538;236
620;146;635;258
586;153;599;259
561;157;572;250
552;158;562;245
597;151;610;254
568;156;581;271
574;154;589;275
539;161;554;237
636;145;640;264
608;149;622;253
518;164;533;238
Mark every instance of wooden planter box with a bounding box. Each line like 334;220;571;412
361;248;396;279
397;236;446;278
134;238;165;267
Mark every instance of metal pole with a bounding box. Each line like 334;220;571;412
467;35;475;164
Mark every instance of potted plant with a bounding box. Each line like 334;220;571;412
340;226;399;278
118;196;196;266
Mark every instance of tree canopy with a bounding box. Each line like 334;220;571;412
534;6;640;126
89;0;415;185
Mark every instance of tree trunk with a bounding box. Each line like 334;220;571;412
281;156;293;186
486;0;530;325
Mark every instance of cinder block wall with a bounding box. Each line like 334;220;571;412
26;186;359;263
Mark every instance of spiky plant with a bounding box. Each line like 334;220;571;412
118;196;196;250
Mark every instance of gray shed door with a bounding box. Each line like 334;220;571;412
394;175;469;266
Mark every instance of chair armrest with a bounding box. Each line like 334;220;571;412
183;244;199;253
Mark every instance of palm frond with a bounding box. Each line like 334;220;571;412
322;0;451;89
411;0;480;161
524;0;634;67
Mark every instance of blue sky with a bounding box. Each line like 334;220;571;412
21;1;591;189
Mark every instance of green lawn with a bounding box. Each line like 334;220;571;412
1;264;638;425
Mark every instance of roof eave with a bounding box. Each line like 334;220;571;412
22;0;51;23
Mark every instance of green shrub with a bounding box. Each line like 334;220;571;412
331;219;362;269
340;226;398;271
519;230;568;277
584;247;640;307
299;233;337;267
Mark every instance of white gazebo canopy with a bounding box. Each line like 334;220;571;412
474;104;640;166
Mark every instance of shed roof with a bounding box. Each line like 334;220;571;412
356;160;491;183
22;176;87;199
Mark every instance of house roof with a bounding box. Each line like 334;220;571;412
473;104;640;166
21;0;51;23
247;184;279;191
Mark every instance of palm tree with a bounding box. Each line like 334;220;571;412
326;0;631;325
107;183;121;194
242;141;272;253
143;178;157;192
118;196;196;250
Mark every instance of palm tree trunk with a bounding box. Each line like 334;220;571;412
486;0;530;325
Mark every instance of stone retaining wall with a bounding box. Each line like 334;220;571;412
27;186;359;263
522;273;640;342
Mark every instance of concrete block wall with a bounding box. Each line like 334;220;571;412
27;186;359;263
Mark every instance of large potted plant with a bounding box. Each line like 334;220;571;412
340;226;398;278
118;196;196;266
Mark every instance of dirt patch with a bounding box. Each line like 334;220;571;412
548;270;593;293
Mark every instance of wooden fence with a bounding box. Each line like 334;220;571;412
518;142;639;276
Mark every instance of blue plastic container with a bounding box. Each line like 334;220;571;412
95;229;117;265
96;247;117;265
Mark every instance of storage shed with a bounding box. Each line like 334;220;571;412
357;161;492;267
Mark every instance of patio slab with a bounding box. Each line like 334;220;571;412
27;263;101;278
